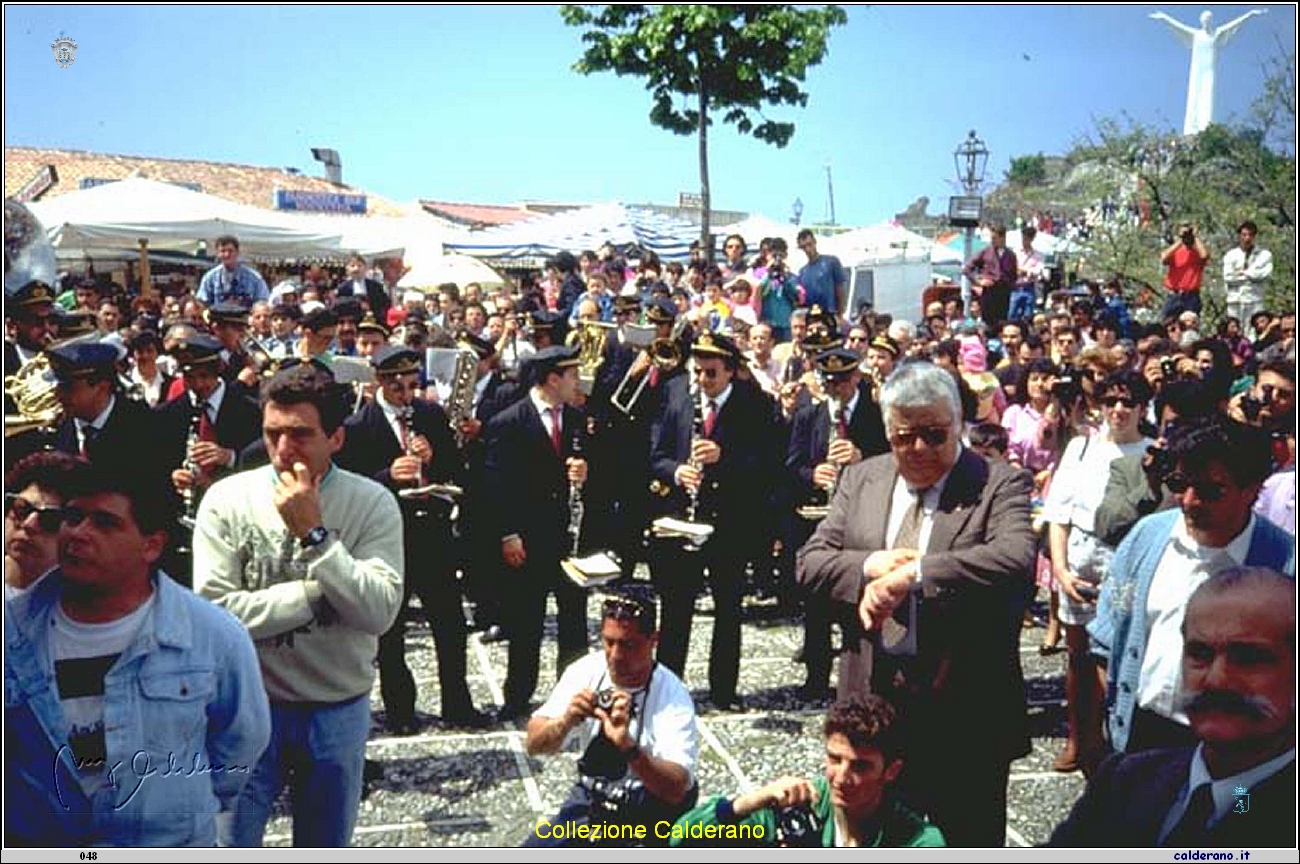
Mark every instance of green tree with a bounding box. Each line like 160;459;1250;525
1006;153;1047;187
559;4;847;260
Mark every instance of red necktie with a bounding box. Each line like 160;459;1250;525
836;408;849;440
198;402;216;443
550;406;563;456
703;399;718;438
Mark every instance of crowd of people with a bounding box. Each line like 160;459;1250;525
4;199;1295;848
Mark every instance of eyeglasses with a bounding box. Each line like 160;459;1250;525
1164;474;1227;502
889;426;951;448
61;505;127;531
846;335;868;343
1101;396;1142;409
5;494;64;533
693;366;721;380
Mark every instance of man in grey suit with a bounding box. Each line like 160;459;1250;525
797;360;1036;847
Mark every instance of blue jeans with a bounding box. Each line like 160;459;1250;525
218;692;371;847
1161;289;1201;321
1008;286;1037;323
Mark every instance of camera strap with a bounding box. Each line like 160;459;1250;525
593;664;656;751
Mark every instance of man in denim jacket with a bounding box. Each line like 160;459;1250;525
5;461;270;846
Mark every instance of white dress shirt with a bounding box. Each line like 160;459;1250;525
1137;515;1254;722
885;450;958;554
529;388;564;443
75;396;116;452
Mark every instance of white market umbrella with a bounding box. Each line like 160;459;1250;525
398;253;507;291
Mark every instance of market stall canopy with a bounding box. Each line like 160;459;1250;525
398;253;507;291
278;206;456;260
820;221;960;266
28;177;343;258
446;202;700;266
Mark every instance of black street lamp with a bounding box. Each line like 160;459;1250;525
950;130;990;313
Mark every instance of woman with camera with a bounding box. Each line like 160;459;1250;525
1041;369;1154;775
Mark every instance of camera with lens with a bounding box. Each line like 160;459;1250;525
1051;367;1082;405
578;773;648;819
1145;442;1175;484
1241;384;1274;424
774;804;824;847
595;687;618;714
1160;356;1180;381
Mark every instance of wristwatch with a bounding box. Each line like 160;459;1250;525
300;525;329;550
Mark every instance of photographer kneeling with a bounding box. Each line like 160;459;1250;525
669;696;944;848
524;588;699;846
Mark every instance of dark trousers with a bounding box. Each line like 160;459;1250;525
651;543;744;704
1126;707;1199;754
503;558;589;709
981;283;1011;328
1161;289;1202;320
377;512;474;723
787;516;832;693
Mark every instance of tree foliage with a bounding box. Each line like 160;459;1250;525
1006;153;1047;187
559;4;847;258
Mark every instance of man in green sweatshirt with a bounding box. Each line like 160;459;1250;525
670;696;945;848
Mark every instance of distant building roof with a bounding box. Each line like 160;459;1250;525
418;200;535;229
4;146;408;216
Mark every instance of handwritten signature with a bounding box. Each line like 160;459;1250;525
53;746;250;811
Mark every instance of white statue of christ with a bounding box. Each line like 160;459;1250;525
1150;8;1267;136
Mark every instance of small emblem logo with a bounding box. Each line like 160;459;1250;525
51;35;78;68
1232;786;1250;814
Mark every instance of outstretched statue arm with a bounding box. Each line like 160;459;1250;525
1214;9;1266;47
1149;11;1197;47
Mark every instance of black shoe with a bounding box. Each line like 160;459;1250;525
797;685;830;706
711;696;744;713
479;625;508;644
791;645;807;664
386;716;422;736
363;758;384;784
442;707;493;730
496;701;531;723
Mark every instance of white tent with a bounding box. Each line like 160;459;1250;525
277;206;457;261
29;177;343;258
820;222;959;266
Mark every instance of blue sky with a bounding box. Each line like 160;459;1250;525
5;4;1295;226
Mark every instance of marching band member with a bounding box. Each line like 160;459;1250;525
339;345;490;731
649;333;776;710
484;344;591;720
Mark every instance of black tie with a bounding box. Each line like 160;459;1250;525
80;425;100;458
1162;784;1215;846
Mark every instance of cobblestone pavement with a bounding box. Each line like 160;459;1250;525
264;578;1082;848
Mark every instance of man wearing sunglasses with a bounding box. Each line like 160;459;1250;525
5;461;270;846
337;345;489;732
798;360;1036;846
1090;416;1294;759
4;451;82;598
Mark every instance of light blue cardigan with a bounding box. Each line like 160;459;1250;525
1089;509;1295;753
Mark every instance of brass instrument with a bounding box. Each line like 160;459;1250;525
649;364;714;551
4;353;63;437
609;336;683;416
240;332;275;377
796;396;844;521
427;347;479;448
565;320;614;395
394;404;464;506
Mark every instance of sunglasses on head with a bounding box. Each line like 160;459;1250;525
1164;473;1227;502
889;426;951;448
1101;395;1141;409
603;595;651;621
5;494;64;533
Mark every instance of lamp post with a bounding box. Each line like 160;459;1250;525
952;130;989;314
791;197;804;227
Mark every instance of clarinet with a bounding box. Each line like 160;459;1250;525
396;405;425;488
566;427;585;559
827;399;846;505
686;374;705;525
179;404;202;531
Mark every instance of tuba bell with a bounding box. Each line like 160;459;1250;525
4;353;63;437
565;319;614;395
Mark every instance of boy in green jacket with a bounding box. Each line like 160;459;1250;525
670;695;945;847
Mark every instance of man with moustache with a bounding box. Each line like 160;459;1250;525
1050;566;1294;847
1089;417;1294;757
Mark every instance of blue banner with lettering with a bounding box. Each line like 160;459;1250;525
273;189;367;214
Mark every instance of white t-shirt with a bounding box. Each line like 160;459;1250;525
50;593;158;794
534;651;699;783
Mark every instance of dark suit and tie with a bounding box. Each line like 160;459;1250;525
785;377;888;697
339;353;485;729
797;362;1036;847
648;336;776;708
1049;748;1296;847
483;349;591;716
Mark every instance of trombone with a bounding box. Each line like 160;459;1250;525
609;337;683;416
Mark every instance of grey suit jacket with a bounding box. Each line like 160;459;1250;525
1093;452;1176;548
796;448;1036;758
